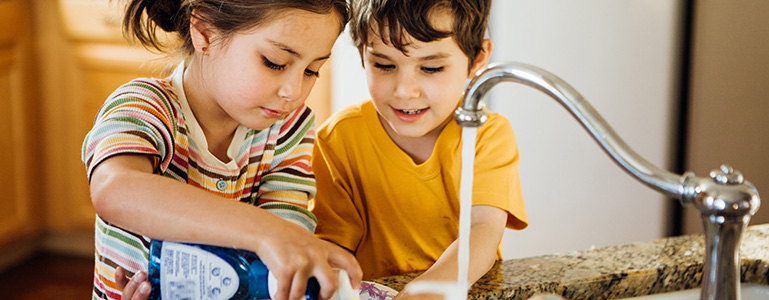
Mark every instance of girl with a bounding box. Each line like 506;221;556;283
81;1;360;300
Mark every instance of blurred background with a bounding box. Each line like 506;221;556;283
0;0;767;297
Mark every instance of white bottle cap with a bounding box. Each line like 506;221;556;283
331;269;358;300
268;271;279;299
268;269;358;300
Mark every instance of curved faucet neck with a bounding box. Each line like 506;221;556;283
455;61;761;300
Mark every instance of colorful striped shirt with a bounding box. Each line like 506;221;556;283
81;63;317;300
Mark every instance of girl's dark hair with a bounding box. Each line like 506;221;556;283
123;0;349;57
349;0;490;69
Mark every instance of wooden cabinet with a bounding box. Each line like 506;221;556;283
0;0;43;249
41;0;332;240
1;0;334;259
36;0;168;236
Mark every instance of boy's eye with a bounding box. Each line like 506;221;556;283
262;57;286;71
305;69;320;78
421;66;444;74
374;63;395;71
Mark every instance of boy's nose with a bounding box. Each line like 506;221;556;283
394;72;420;100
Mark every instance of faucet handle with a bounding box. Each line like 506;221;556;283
709;164;744;185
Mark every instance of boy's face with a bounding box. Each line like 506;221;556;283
363;12;487;140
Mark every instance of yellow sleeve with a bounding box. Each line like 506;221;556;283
472;113;528;230
311;128;365;252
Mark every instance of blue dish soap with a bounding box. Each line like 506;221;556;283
147;239;320;300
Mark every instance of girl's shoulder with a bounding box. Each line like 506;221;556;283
93;76;183;128
105;77;180;112
112;77;178;102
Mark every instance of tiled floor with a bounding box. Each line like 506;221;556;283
0;252;94;299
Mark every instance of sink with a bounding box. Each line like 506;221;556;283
621;284;769;300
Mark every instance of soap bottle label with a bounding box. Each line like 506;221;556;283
158;241;240;300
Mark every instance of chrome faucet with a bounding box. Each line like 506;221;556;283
455;62;761;300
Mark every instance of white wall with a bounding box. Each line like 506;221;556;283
331;33;369;111
330;0;683;260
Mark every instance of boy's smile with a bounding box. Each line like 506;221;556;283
364;34;473;142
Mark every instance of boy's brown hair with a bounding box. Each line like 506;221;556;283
349;0;491;69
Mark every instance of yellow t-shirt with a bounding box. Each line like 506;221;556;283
311;100;528;280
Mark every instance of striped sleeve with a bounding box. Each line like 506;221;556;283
81;79;177;179
256;105;318;232
92;215;151;300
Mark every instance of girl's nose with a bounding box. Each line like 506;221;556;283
278;71;304;102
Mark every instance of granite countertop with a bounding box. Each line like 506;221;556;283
371;224;769;300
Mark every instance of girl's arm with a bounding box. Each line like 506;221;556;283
396;205;507;300
90;154;361;300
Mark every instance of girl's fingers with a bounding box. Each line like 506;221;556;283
121;270;151;300
272;271;292;300
327;251;362;289
135;281;152;300
290;268;312;300
121;270;144;299
322;242;362;290
312;265;339;300
115;267;129;290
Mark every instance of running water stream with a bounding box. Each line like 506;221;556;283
404;127;476;300
456;127;476;296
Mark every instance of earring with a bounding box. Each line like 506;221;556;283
202;46;208;51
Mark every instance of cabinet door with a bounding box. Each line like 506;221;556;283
0;0;42;247
41;0;169;232
59;43;168;231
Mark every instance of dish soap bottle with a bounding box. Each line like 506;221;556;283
147;239;320;300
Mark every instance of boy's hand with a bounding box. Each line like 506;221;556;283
115;267;151;300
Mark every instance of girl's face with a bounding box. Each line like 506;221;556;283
191;10;341;130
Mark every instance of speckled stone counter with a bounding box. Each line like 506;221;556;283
371;224;769;300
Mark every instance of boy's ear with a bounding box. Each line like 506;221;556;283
467;39;493;78
189;10;215;52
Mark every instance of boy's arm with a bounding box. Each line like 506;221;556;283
398;205;507;299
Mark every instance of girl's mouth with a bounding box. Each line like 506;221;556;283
261;107;286;119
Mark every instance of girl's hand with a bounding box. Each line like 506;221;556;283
115;267;151;300
255;224;362;300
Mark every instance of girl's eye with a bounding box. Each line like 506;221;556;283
374;63;395;71
421;66;444;74
305;69;320;78
263;57;286;71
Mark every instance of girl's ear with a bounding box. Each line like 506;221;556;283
467;39;493;78
189;10;215;52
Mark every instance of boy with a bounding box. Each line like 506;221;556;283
311;0;528;295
